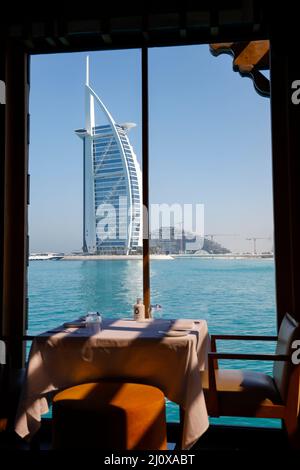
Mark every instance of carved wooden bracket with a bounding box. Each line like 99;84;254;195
210;40;270;98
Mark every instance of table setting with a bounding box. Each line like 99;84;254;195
15;314;210;449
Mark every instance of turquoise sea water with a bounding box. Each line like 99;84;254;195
28;258;280;428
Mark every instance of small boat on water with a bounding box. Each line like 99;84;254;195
29;253;64;261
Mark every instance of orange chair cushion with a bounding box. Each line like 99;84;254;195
52;381;167;450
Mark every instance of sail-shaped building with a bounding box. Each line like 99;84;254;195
75;58;142;254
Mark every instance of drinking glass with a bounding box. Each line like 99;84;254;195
149;304;163;319
86;312;102;333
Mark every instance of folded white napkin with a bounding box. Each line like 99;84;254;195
171;319;194;330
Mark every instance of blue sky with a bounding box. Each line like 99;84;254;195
29;45;273;253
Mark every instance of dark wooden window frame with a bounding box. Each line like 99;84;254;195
1;31;300;367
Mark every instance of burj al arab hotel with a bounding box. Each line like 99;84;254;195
75;58;142;255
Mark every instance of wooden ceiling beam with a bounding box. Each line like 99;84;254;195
210;40;270;97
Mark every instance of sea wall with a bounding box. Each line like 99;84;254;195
63;254;174;260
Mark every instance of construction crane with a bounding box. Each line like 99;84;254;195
246;237;271;255
205;234;237;242
173;221;185;253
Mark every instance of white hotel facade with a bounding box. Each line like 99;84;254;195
75;58;142;254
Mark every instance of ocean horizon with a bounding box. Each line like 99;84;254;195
28;257;280;428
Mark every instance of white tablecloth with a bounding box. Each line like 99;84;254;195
15;318;210;449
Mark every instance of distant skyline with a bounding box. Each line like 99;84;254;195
29;45;273;253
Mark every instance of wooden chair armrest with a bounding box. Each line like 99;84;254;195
208;352;289;361
210;334;278;342
209;335;278;369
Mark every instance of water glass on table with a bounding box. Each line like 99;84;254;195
86;312;102;333
149;304;163;319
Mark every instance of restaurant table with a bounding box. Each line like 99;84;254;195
15;318;210;449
